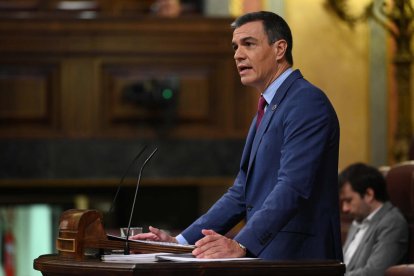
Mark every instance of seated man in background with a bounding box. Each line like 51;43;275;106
151;0;181;17
339;163;409;276
151;0;202;17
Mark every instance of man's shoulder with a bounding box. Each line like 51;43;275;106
285;70;326;98
376;202;407;226
286;76;334;111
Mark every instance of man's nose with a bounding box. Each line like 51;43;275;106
342;203;350;213
234;47;245;60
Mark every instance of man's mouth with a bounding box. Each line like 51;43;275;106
238;65;252;75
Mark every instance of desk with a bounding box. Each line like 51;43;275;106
34;254;345;276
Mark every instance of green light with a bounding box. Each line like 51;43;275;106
162;88;173;100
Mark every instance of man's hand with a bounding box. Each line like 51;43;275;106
130;226;177;243
192;229;246;258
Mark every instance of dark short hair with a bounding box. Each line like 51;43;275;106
338;163;389;202
231;11;293;65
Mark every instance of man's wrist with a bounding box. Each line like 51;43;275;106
236;241;247;256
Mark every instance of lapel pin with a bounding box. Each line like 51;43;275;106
272;104;277;111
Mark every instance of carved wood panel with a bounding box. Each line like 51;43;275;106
100;56;238;137
0;16;255;138
0;62;60;134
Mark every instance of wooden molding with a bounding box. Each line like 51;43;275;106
0;177;234;188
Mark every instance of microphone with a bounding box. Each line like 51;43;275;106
124;147;158;255
108;145;148;215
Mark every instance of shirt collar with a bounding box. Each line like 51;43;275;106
366;203;383;221
262;67;293;104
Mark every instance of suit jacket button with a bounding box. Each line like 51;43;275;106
247;205;253;211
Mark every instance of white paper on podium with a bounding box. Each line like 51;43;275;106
156;253;259;262
101;253;173;263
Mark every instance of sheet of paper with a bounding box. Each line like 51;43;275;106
101;253;172;263
156;254;259;262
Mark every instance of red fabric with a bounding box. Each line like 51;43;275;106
3;231;15;276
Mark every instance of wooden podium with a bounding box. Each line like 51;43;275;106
55;209;193;260
34;254;345;276
33;209;345;275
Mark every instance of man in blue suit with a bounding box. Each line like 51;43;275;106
134;11;343;261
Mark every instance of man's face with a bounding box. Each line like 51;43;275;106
232;21;279;92
340;182;371;222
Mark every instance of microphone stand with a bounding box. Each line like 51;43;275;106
124;147;158;255
108;145;148;215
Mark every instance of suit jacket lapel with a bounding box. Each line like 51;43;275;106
354;202;392;247
240;120;257;171
247;69;304;174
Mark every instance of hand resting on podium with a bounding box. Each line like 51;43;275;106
131;226;246;258
131;226;178;243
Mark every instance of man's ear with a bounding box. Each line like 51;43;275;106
273;39;288;61
364;187;375;202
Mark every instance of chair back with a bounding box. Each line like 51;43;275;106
386;161;414;263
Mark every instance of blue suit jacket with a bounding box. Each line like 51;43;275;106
181;70;343;261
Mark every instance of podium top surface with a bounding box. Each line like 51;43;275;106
34;254;345;276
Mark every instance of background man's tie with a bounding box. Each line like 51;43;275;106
256;95;267;129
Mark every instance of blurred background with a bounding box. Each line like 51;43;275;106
0;0;409;275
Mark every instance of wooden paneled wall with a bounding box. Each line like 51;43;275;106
0;15;256;139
